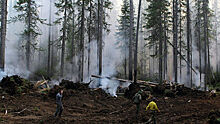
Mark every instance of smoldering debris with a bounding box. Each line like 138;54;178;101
0;75;33;95
89;77;132;97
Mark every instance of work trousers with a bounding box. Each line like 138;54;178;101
54;103;63;117
136;103;140;117
147;111;156;124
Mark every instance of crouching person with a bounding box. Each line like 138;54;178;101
54;89;64;117
146;97;160;124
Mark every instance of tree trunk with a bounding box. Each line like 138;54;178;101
215;0;219;72
179;0;182;83
207;0;210;80
88;0;92;77
134;0;142;83
71;2;75;79
159;8;163;84
60;0;67;77
203;0;208;91
98;0;103;76
186;0;191;86
97;0;100;75
124;47;127;79
129;0;134;80
80;0;85;82
163;14;168;80
123;19;127;79
173;0;178;82
26;0;31;71
198;0;202;82
47;0;52;77
51;28;54;75
0;0;7;71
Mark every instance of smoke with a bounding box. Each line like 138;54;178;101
88;0;130;96
90;78;120;97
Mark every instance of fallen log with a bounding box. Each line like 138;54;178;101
91;75;129;83
91;75;185;90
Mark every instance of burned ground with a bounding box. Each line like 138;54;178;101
0;76;220;123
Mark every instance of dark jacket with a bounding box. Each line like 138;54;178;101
133;93;142;104
56;92;62;105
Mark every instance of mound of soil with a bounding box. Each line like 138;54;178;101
48;85;62;98
60;79;89;90
208;110;220;124
152;84;166;95
0;75;33;95
124;83;140;99
48;79;109;99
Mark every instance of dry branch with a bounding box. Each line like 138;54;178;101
14;108;27;114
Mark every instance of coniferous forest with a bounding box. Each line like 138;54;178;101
0;0;220;123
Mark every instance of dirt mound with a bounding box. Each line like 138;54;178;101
124;82;207;99
152;84;166;95
0;75;33;95
60;79;89;90
48;85;62;98
208;110;220;124
48;80;109;99
124;83;140;99
176;86;207;98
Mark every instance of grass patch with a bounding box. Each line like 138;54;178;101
34;107;39;111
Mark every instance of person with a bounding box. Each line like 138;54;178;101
133;90;143;118
54;89;64;117
146;97;160;124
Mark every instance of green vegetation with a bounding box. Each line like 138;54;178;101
34;107;39;111
208;72;220;90
0;117;4;122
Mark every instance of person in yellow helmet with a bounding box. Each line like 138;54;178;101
146;97;160;124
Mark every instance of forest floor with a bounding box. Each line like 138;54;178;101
0;76;220;124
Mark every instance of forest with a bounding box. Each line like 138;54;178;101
0;0;220;123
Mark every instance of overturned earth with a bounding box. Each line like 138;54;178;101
0;75;220;123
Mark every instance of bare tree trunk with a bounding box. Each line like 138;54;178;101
47;0;52;77
124;47;127;79
97;0;100;75
80;0;85;82
123;20;127;79
51;28;54;75
215;0;219;72
60;0;67;77
26;0;31;71
197;0;202;82
71;2;75;78
88;0;92;77
207;0;211;79
186;0;191;86
179;0;182;83
159;9;163;84
163;15;168;80
134;0;142;83
173;0;178;82
214;0;219;72
203;0;208;91
0;0;7;71
98;0;103;76
129;0;134;80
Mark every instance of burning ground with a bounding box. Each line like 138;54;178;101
0;76;220;123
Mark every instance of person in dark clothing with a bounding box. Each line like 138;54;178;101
133;90;143;119
54;89;64;117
